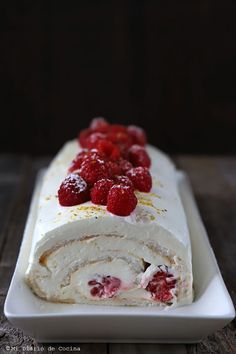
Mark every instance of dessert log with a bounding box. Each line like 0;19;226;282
26;118;193;307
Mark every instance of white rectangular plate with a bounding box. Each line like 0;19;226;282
4;170;235;343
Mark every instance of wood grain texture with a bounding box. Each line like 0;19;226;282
109;343;188;354
0;155;235;354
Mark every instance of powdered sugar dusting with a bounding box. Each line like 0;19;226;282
63;173;87;192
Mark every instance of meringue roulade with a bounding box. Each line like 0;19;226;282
26;143;193;307
25;123;193;307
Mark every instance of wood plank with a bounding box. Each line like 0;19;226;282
37;343;107;354
195;321;236;354
0;156;51;266
109;343;188;354
0;155;25;256
175;156;236;301
175;156;236;354
0;315;38;353
0;156;46;353
174;156;236;197
0;157;35;267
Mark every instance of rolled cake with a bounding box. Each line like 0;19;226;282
26;123;193;307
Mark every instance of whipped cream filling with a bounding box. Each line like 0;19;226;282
26;234;192;306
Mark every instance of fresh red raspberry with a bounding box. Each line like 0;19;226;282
78;128;93;148
68;150;88;173
127;125;147;146
146;270;176;302
108;124;127;134
107;131;133;153
119;159;133;174
69;149;104;173
96;139;121;160
106;161;122;178
90;117;110;133
128;145;151;168
90;179;115;205
80;158;109;185
88;275;121;298
114;175;134;189
82;149;102;163
126;167;152;192
107;185;137;216
58;173;90;206
84;132;106;149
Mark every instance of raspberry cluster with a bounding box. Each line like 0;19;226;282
88;275;121;298
58;117;152;216
146;269;176;302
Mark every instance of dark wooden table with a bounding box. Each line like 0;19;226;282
0;155;235;354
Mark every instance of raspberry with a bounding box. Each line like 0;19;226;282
114;175;134;189
96;140;121;160
146;270;176;302
69;150;104;173
107;185;137;216
126;167;152;192
128;145;151;168
108;124;127;134
68;150;88;173
127;125;147;146
119;159;133;174
90;179;115;205
58;173;90;206
90;117;110;133
88;275;121;298
84;149;101;161
106;161;122;178
78;128;93;148
107;131;132;152
84;132;106;149
80;158;109;185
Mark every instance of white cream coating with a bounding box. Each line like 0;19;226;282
25;140;193;307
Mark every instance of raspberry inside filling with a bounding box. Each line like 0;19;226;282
88;275;121;298
145;270;176;302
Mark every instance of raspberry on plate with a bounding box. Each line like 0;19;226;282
58;173;90;206
91;179;115;205
145;270;176;302
107;185;137;216
128;145;151;168
90;117;110;133
127;125;147;146
79;158;109;185
126;167;152;192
